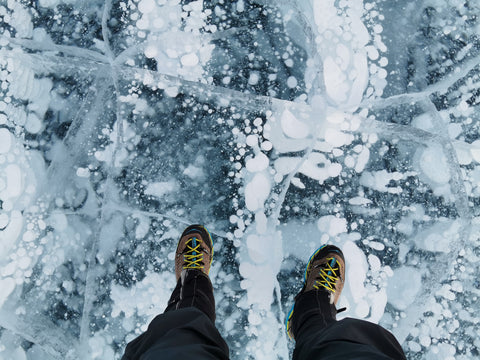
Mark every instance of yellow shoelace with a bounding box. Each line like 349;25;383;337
183;237;205;270
313;257;340;292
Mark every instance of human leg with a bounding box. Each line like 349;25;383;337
122;225;229;360
286;245;406;360
290;290;406;360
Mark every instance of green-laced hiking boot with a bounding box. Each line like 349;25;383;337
285;244;345;339
175;224;214;281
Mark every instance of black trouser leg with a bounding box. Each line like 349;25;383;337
122;270;229;360
165;269;217;322
292;290;406;360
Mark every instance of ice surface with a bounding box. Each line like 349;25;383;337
0;0;479;359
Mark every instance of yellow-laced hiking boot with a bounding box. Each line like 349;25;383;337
286;244;345;340
175;225;214;281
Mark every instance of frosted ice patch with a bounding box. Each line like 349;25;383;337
347;52;368;107
165;87;179;97
133;214;150;239
0;213;8;229
180;53;199;67
419;144;451;184
453;142;472;165
0;210;23;257
312;0;337;33
414;219;460;253
317;215;347;236
76;167;90;178
324;128;353;147
247;310;262;326
287;76;298;88
4;164;23;198
25;112;42;134
245;153;269;173
343;241;368;302
336;44;351;70
300;153;342;183
274;157;299;176
248;71;260;85
111;272;175;319
48;213;68;231
470;140;480;162
6;1;33;39
348;196;372;205
387;266;422;310
281;109;309;139
22;230;36;242
183;164;205;179
326;112;345;124
138;0;156;13
360;170;404;194
244;173;271;212
246;234;269;264
323;57;348;103
0;128;12;153
145;45;158;58
447;123;462;139
0;277;15;308
366;45;379;60
255;211;268;234
261;141;272;151
291;177;305;189
238;262;277;310
355;146;370;173
144;181;179;197
350;16;370;47
246;134;258;147
368;254;381;271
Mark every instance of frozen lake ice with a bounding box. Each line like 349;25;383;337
0;0;479;359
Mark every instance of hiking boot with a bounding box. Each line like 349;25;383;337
285;244;345;339
175;224;214;281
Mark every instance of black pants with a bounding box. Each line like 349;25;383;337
122;271;406;360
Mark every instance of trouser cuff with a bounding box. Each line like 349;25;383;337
291;290;337;340
165;269;216;323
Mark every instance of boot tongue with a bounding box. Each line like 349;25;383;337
187;237;204;267
192;237;197;256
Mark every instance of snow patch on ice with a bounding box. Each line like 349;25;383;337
317;215;347;237
144;181;179;198
245;153;269;173
414;219;461;253
341;241;389;323
360;170;409;194
244;173;271;212
280;109;309;139
310;0;376;109
136;0;215;83
0;128;12;153
417;144;452;197
111;271;176;328
387;266;422;310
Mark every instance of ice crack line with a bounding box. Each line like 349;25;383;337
0;310;76;359
102;0;124;151
421;99;472;221
414;99;473;303
78;1;125;356
2;36;109;63
265;99;327;359
6;45;311;113
361;53;480;110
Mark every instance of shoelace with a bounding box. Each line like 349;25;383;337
183;237;205;270
313;257;340;292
